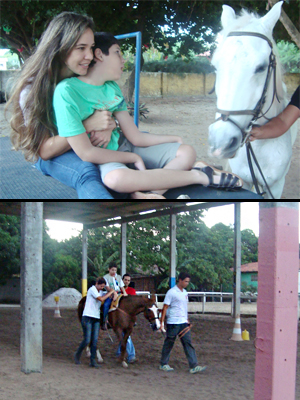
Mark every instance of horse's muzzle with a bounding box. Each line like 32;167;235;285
150;323;158;331
208;121;241;159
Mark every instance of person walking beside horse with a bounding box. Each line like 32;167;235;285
159;272;207;374
75;277;115;368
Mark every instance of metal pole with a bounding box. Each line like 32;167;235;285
115;31;142;127
232;203;241;318
121;222;127;277
82;228;88;297
170;213;177;288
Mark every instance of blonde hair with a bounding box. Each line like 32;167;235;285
6;12;94;162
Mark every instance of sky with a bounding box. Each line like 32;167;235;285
45;202;262;242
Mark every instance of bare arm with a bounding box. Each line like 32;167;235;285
39;135;71;160
249;104;300;141
67;131;140;164
159;303;169;332
96;290;115;303
114;111;183;147
66;131;145;169
38;111;116;160
83;110;116;133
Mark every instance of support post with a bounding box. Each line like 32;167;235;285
170;213;176;288
232;203;241;318
254;202;299;400
82;228;88;297
121;222;127;278
20;202;43;373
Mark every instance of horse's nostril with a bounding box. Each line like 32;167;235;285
226;137;238;150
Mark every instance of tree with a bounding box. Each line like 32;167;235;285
0;214;21;285
43;253;81;294
268;0;300;48
0;210;259;296
1;1;298;100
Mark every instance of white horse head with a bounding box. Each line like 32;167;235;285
208;1;296;198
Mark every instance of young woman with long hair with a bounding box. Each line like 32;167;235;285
6;12;121;199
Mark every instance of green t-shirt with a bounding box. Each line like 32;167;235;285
53;78;127;151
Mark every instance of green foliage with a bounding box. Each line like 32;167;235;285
43;253;81;294
142;57;214;74
0;215;21;285
0;210;259;297
2;1;298;61
241;281;257;295
277;41;300;73
127;102;149;119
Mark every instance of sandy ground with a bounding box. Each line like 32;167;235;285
1;95;299;199
0;307;300;400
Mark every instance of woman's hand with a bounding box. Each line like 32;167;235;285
89;130;112;148
83;110;116;132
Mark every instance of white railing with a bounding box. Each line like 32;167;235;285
155;291;258;314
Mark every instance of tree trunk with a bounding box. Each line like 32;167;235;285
268;0;300;49
123;53;145;105
123;67;136;105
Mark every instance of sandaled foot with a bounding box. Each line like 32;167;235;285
193;161;243;190
131;191;166;199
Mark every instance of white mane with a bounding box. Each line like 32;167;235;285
215;8;286;103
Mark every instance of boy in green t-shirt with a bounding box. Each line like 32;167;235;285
53;32;243;198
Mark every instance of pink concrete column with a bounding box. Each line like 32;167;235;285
254;202;299;400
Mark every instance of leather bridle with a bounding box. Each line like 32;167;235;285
213;31;278;198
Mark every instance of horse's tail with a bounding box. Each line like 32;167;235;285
77;296;86;322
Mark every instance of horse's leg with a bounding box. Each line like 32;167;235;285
108;312;128;367
114;327;129;368
96;349;104;363
119;328;133;368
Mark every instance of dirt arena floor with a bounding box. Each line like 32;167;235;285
1;94;299;199
0;307;300;400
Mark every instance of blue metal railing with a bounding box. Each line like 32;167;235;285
115;31;142;127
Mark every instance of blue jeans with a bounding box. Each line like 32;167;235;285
75;316;100;362
34;150;127;199
116;335;136;362
103;297;112;321
160;323;198;369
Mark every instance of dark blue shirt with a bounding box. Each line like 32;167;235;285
289;86;300;110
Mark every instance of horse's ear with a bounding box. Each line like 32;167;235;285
260;1;283;34
221;5;236;29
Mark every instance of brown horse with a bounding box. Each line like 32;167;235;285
77;294;160;367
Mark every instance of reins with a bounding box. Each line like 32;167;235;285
213;31;278;199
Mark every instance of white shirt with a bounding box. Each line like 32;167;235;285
164;285;188;324
82;285;104;319
104;273;124;291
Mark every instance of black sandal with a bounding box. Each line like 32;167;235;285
192;165;243;190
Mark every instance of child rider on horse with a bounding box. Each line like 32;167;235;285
101;262;128;330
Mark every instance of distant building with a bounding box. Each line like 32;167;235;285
240;260;300;293
240;262;258;290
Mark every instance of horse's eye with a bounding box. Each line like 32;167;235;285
255;64;267;74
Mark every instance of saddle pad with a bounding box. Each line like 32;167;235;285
109;294;123;312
